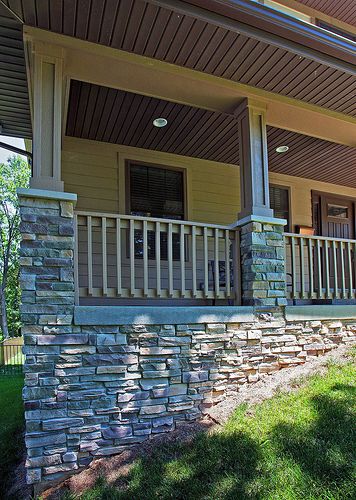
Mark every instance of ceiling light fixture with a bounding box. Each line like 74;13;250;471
275;145;289;153
153;117;168;128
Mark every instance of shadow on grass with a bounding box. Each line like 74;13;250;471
93;430;261;500
270;383;356;497
74;380;355;500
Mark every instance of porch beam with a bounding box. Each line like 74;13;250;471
23;27;356;148
29;41;64;191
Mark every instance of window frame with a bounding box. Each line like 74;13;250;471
125;160;187;221
125;160;188;261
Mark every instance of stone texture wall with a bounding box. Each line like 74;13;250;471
239;220;286;307
18;193;355;489
22;315;355;486
19;192;77;485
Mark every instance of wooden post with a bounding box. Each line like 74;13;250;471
235;98;273;220
28;41;64;191
236;98;287;306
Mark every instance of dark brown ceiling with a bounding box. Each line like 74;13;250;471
66;80;356;188
297;0;356;27
2;0;356;117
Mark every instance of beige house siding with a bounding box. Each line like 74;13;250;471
62;136;356;229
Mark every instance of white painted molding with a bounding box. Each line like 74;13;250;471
236;215;287;227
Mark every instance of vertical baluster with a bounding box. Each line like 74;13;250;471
347;241;353;299
324;240;330;299
116;218;121;297
168;223;173;297
332;240;338;299
130;219;135;296
308;238;314;299
87;215;93;296
192;225;197;298
225;230;231;298
74;214;79;305
203;226;209;297
232;229;241;305
316;239;322;299
155;221;161;297
214;228;219;298
102;217;107;296
291;236;296;299
143;220;148;297
299;237;305;299
180;224;185;297
340;241;346;299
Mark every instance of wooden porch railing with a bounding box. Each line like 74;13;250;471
284;233;356;301
75;211;241;303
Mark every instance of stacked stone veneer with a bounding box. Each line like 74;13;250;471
240;220;286;306
19;193;356;488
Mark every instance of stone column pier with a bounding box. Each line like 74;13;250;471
18;188;77;485
238;216;287;307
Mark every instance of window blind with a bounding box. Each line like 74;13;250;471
129;164;185;260
269;185;290;231
130;164;184;219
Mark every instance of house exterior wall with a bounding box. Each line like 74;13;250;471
62;136;356;230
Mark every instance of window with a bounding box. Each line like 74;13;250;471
327;204;348;219
316;20;356;42
129;163;185;259
253;0;311;24
269;185;290;231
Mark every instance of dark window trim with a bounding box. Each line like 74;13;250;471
125;160;188;261
125;160;187;220
269;183;291;232
311;190;356;238
315;19;356;43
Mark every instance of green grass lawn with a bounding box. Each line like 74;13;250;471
0;375;24;492
65;355;355;500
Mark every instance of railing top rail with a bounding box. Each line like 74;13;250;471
75;210;238;231
284;232;356;245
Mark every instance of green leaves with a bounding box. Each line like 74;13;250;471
0;155;30;337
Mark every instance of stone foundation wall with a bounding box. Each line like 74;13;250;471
23;314;355;486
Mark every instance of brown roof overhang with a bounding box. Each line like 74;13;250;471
159;0;356;71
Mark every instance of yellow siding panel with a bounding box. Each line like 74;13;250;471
62;136;356;228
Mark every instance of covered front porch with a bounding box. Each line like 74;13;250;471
59;81;356;307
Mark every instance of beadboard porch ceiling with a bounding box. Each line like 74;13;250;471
297;0;356;27
66;80;356;189
0;0;355;134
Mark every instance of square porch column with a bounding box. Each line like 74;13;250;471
235;99;287;307
18;188;79;485
28;41;64;192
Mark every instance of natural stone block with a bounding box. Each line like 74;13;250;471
102;426;132;439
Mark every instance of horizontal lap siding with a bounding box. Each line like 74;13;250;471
62;137;240;224
62;147;119;213
63;136;356;230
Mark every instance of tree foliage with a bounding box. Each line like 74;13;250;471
0;155;30;338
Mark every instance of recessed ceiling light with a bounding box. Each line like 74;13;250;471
153;117;168;128
275;145;289;153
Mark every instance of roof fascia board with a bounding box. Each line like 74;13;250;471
148;0;356;75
